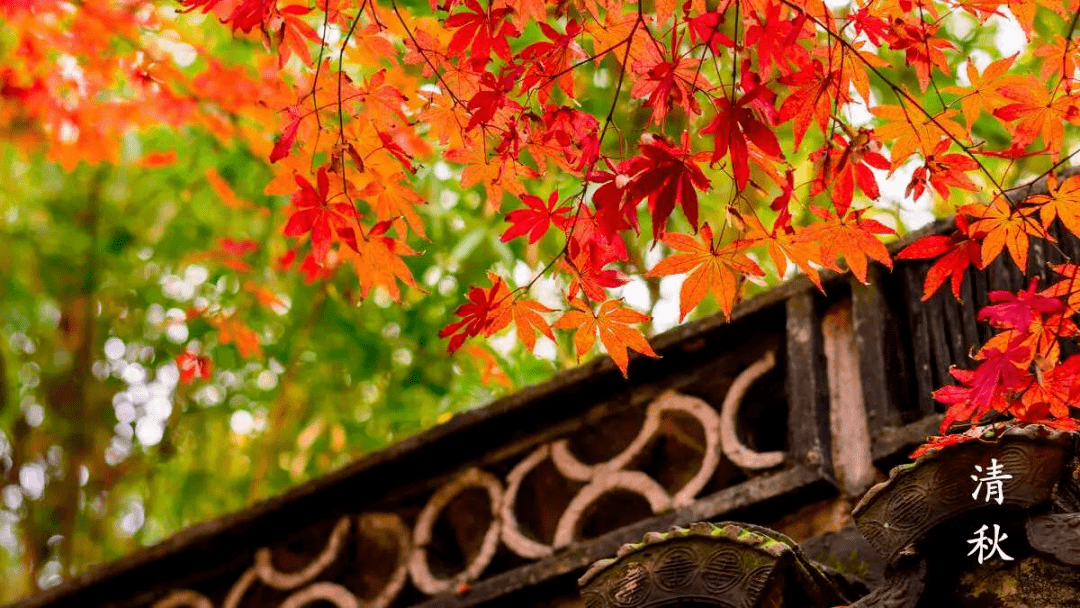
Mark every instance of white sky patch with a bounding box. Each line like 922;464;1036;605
121;362;147;385
993;9;1027;56
321;23;342;46
433;161;454;181
651;298;680;334
489;330;517;357
843;88;875;128
659;274;684;301
874;158;935;230
533;335;557;360
145;395;172;421
2;485;22;511
255;370;278;391
616;277;652;313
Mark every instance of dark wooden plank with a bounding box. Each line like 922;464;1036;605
957;269;981;356
870;415;945;462
970;267;992;344
851;268;899;429
901;264;937;417
1029;236;1049;286
938;288;967;368
784;291;834;479
926;290;954;387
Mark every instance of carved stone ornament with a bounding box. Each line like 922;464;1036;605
852;423;1073;566
579;424;1080;608
577;522;864;608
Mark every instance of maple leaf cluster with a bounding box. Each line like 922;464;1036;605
8;0;1080;438
900;176;1080;439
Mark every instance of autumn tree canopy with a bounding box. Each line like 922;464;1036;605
4;0;1080;598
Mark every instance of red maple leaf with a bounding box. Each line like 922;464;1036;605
743;2;807;76
629;40;703;125
440;276;511;353
501;190;571;243
539;106;600;172
270;105;302;163
978;278;1064;333
701;85;782;191
809;130;889;217
905;139;980;201
777;59;838;149
517;21;585;103
560;249;627;302
283;167;362;263
560;206;631;284
624;135;711;240
687;11;735;54
176;351;212;383
886;17;954;91
896;214;982;300
936;337;1031;432
445;0;519;70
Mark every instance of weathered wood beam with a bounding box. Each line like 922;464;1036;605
785;291;834;482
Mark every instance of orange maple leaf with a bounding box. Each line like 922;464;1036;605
460;344;513;389
553;298;658;377
1025;173;1080;238
743;213;831;291
965;197;1047;271
941;54;1021;129
490;297;556;352
342;221;420;302
993;79;1076;159
798;207;893;284
645;223;763;320
209;314;263;359
870;105;966;169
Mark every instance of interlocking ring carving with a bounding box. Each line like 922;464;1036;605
152;358;783;607
153;513;409;608
409;467;503;595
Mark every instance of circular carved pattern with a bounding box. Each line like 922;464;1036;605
582;591;606;608
409;468;503;595
152;385;770;607
652;546;697;591
553;471;671;548
609;563;650;607
930;453;978;510
701;548;742;594
152;590;213;608
500;445;556;559
883;482;930;531
997;443;1034;494
740;565;772;608
255;517;351;590
279;582;361;608
354;513;411;608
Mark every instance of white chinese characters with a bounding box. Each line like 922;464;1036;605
967;524;1013;564
967;458;1014;564
970;458;1013;505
